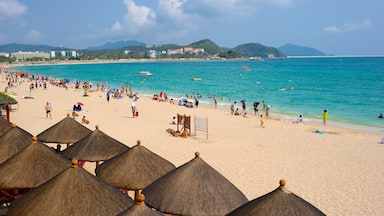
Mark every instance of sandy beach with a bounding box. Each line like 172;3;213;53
1;74;384;215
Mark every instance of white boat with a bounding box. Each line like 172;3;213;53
192;77;202;81
138;71;152;76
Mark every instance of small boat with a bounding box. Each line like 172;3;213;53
138;71;152;76
192;77;202;81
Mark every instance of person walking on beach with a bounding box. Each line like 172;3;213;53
260;114;265;128
45;102;52;119
323;109;328;125
240;100;246;117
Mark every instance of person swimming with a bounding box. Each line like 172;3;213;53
378;113;383;119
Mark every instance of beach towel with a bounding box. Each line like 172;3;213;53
314;131;326;135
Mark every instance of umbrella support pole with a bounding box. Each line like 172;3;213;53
96;161;100;167
134;189;140;201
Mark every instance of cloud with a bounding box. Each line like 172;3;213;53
106;0;295;43
324;19;371;33
24;30;42;42
121;0;156;34
0;0;27;21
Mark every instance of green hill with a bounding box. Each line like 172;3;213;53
189;39;223;55
234;43;286;58
279;43;326;56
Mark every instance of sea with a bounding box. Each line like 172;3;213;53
14;57;384;133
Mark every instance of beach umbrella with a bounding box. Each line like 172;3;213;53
95;140;176;198
227;180;326;216
0;116;12;136
142;152;248;216
0;92;18;122
118;193;163;216
0;124;33;164
7;159;134;216
0;136;72;190
37;113;92;147
61;125;129;165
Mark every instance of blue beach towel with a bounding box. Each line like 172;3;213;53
314;131;326;135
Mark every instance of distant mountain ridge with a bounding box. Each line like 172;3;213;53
0;43;56;53
86;40;145;50
279;43;326;56
0;40;326;58
234;43;285;58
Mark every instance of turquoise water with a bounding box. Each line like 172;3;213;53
16;57;384;132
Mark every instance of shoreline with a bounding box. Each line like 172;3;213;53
4;62;384;135
1;74;384;215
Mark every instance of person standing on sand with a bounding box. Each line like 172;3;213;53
131;103;137;118
229;101;236;115
106;91;110;103
260;114;265;128
213;97;217;108
45;102;52;119
323;109;328;125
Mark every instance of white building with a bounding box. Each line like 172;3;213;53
11;51;50;61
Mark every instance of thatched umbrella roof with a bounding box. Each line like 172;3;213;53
61;125;129;162
0;124;33;164
227;180;326;216
0;92;18;121
0;136;72;190
0;92;17;105
37;114;92;144
142;152;248;216
0;116;12;136
96;140;176;190
118;194;163;216
7;159;134;216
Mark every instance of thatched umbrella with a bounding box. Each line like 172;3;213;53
0;92;17;122
0;136;72;191
142;152;248;216
118;193;163;216
0;123;33;164
95;140;176;199
7;159;134;216
37;113;92;148
0;116;12;136
61;125;129;166
227;180;326;216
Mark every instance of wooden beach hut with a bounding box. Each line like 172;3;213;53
61;125;129;166
95;140;176;199
37;113;92;148
7;159;134;216
142;152;248;216
0;116;12;136
227;180;326;216
0;124;33;164
118;193;163;216
0;92;17;122
0;136;71;201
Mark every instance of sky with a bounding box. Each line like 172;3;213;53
0;0;383;55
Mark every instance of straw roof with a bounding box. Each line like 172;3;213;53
118;194;163;216
0;116;12;136
142;152;248;216
0;137;72;190
227;180;326;216
7;160;134;216
37;114;92;144
61;125;129;162
0;92;17;105
0;124;33;164
95;140;176;190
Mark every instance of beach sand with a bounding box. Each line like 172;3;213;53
1;76;384;215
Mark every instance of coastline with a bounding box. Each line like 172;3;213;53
5;59;384;134
1;73;384;215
